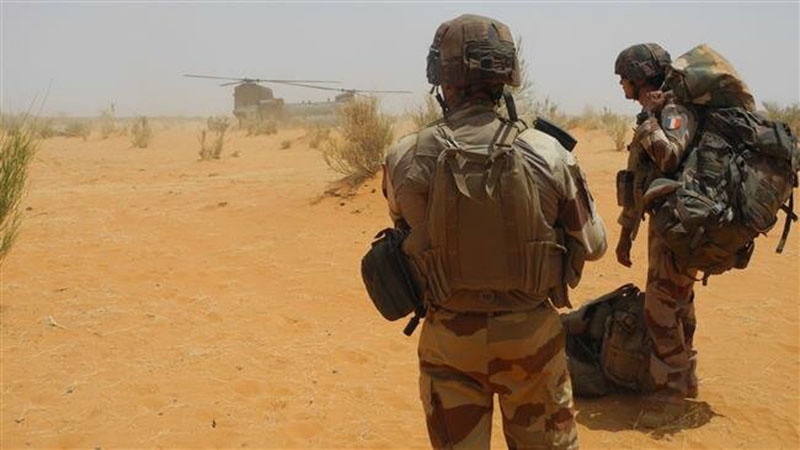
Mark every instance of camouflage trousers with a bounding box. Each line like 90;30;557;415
418;302;578;449
644;220;698;398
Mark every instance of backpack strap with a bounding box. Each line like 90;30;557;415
776;193;797;254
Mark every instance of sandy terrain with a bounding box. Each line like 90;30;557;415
1;122;798;449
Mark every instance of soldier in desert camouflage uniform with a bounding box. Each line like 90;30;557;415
614;43;700;425
383;14;606;449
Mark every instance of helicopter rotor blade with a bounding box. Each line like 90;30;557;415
278;82;411;95
184;74;340;85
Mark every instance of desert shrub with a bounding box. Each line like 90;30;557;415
244;115;278;136
308;125;331;149
322;97;393;181
532;97;570;128
411;95;442;129
761;101;800;138
100;103;120;139
130;116;152;148
64;120;91;141
198;116;230;161
280;139;292;149
599;108;634;151
0;116;38;262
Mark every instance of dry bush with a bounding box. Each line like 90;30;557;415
322;97;393;181
567;106;604;130
244;115;278;136
99;104;121;139
599;108;634;151
0;115;38;262
64;120;91;141
532;97;570;128
280;139;292;149
761;101;800;138
198;116;230;161
308;125;331;149
130;116;152;148
411;95;442;129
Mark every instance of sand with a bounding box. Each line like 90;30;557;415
1;122;798;448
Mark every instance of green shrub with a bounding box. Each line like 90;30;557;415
130;116;152;148
322;97;393;181
0;116;38;262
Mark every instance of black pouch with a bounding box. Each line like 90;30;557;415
361;228;425;333
616;170;635;207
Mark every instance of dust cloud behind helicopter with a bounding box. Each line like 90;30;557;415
3;2;798;118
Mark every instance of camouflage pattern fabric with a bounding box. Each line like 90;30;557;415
418;304;578;449
666;44;755;111
617;98;698;239
644;220;698;398
614;43;671;85
397;102;607;312
427;14;520;88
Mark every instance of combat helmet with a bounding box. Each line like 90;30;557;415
614;43;672;86
426;14;520;88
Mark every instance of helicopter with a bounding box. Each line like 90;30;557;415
184;74;411;125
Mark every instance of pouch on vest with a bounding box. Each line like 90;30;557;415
361;228;426;335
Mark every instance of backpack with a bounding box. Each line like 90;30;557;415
647;45;800;283
417;120;566;304
562;284;652;397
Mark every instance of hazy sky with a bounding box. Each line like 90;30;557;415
2;1;798;118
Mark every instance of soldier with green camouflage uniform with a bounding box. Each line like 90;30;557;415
384;14;607;449
614;43;700;425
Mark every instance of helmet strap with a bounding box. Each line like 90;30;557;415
503;88;518;122
433;86;450;118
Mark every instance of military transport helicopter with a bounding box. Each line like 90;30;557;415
184;74;411;125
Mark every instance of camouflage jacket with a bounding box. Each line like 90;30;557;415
391;101;607;312
618;97;698;240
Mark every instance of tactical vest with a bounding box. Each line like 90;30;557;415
415;120;565;306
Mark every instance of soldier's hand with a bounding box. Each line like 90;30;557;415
616;228;633;267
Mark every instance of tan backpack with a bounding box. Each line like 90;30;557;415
417;121;565;303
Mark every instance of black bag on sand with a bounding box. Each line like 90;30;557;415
361;228;426;335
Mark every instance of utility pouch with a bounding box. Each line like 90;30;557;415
616;170;635;207
361;228;426;334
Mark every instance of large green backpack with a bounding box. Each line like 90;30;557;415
647;45;800;283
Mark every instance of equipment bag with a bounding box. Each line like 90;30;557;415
361;228;426;335
562;284;652;397
665;43;756;111
648;107;799;282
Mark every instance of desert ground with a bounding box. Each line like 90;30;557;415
1;120;798;449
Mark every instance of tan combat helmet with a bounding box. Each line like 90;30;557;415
426;14;521;89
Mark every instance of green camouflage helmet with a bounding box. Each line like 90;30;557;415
426;14;521;88
614;43;672;85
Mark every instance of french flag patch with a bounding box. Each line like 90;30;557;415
665;115;683;130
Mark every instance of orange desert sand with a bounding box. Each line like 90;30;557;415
1;121;798;448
